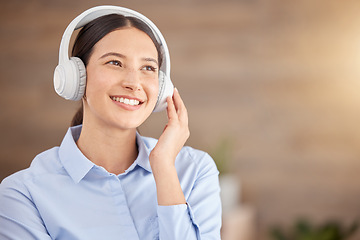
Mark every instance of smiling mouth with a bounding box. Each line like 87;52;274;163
110;96;142;106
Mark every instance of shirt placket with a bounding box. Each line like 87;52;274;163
108;173;140;240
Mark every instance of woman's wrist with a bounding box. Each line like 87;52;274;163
149;151;175;170
153;169;186;205
149;153;186;205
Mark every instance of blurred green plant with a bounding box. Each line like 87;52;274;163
270;218;358;240
209;136;235;175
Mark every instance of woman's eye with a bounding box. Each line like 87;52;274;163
142;66;157;72
107;60;122;67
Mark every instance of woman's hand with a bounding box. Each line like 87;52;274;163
149;88;189;205
150;88;190;167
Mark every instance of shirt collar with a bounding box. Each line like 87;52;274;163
134;131;152;173
59;126;153;183
59;125;95;183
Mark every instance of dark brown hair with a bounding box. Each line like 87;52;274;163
70;14;163;127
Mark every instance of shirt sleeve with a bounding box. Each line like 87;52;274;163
157;204;198;239
157;152;222;240
0;178;52;240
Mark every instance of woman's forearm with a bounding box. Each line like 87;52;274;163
150;159;186;206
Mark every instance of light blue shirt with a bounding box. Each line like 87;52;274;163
0;125;222;239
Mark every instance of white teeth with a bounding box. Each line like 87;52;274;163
111;97;140;106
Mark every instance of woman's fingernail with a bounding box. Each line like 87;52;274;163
174;87;179;92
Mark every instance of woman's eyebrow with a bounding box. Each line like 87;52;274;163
143;57;158;66
99;52;125;60
99;52;158;65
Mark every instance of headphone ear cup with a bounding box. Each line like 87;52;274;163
54;57;86;101
70;57;87;101
153;71;174;112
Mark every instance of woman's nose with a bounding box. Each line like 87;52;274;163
121;69;141;91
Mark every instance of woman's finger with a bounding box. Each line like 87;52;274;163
172;88;184;112
172;88;188;123
166;95;177;120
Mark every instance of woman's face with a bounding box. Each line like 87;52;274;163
84;27;159;130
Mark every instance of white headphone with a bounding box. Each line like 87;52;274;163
53;5;174;112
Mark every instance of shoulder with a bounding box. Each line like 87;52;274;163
178;146;219;177
1;147;63;191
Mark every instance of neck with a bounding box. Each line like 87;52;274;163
76;121;138;175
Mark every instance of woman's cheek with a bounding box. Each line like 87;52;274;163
150;82;160;106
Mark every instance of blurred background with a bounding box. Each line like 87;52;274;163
1;0;360;239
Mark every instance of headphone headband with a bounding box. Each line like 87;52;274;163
58;5;170;75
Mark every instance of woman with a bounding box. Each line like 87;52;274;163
0;6;222;240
